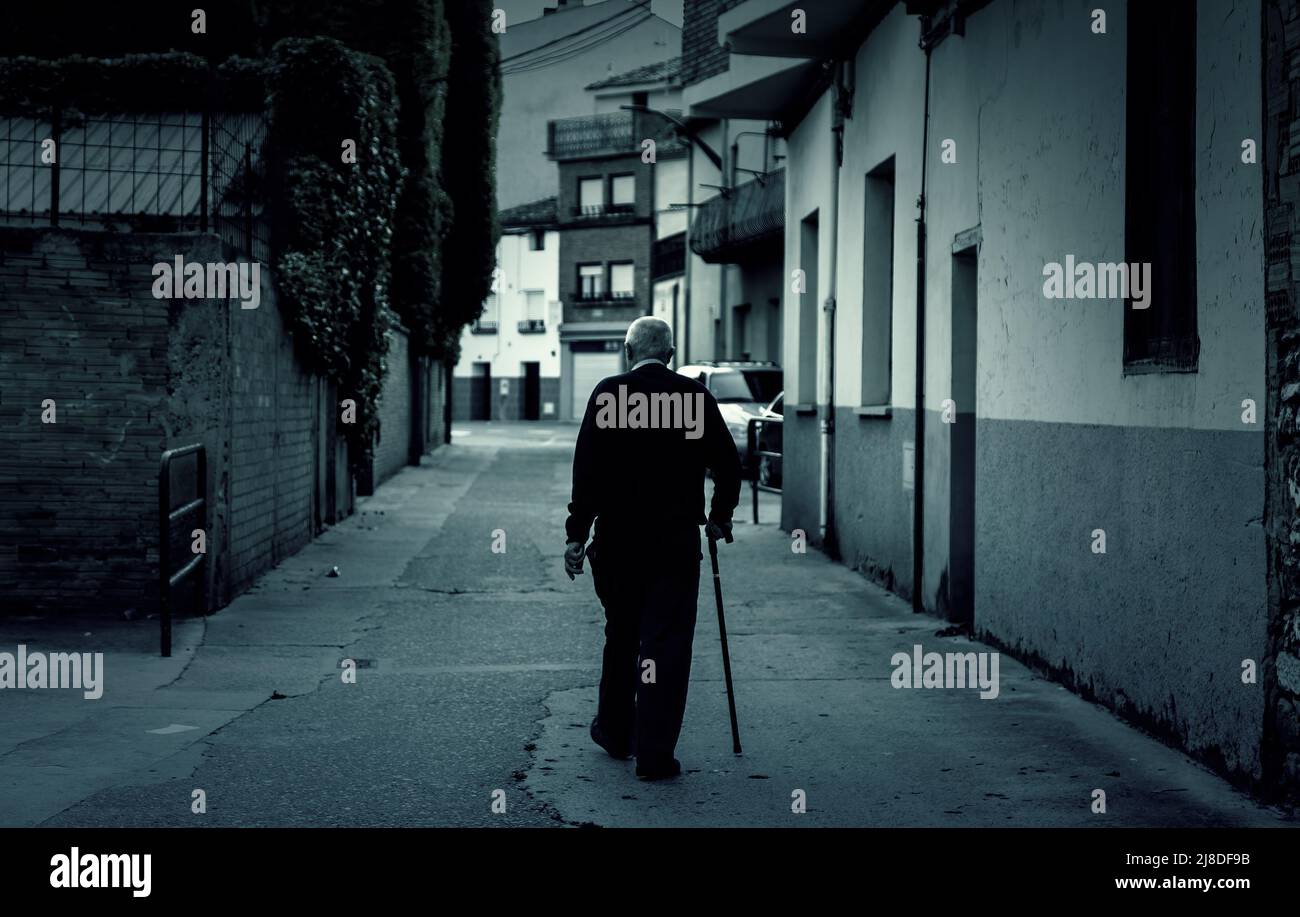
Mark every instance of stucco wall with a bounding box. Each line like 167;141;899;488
778;0;1267;780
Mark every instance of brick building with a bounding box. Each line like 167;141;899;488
548;63;687;420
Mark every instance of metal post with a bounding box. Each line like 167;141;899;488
159;455;172;657
196;446;207;617
749;418;759;524
243;142;253;252
200;109;210;232
49;107;61;227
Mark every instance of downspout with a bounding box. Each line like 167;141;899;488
820;61;846;558
718;120;730;359
913;24;934;613
684;143;694;362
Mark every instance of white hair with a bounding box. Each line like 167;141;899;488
624;316;674;363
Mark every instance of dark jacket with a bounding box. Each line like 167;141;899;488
565;361;742;544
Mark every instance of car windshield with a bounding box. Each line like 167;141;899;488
710;370;783;404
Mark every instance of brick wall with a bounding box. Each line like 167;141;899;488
0;227;437;617
560;222;653;325
1263;0;1300;802
373;324;412;486
681;0;742;87
0;228;169;615
223;250;318;596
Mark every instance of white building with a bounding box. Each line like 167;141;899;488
685;0;1272;791
454;198;562;421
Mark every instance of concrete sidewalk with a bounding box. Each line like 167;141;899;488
0;442;474;827
0;421;1293;827
528;517;1294;827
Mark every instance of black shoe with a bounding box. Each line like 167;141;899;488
635;757;682;781
590;718;631;760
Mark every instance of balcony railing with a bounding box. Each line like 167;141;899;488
690;168;785;264
471;319;498;334
572;202;635;219
518;319;546;333
547;110;667;161
652;232;686;280
570;290;637;305
547;111;635;160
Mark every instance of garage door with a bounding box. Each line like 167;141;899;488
572;350;622;419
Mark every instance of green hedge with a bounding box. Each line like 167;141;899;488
260;0;458;359
0;53;265;118
437;0;502;362
265;37;404;467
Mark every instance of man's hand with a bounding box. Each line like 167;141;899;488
705;520;733;544
564;541;586;580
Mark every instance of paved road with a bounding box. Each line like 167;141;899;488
1;422;1292;827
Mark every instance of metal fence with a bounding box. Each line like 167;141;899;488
0;109;269;261
747;416;782;524
159;444;207;658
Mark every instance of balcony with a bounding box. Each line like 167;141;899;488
548;111;638;161
689;168;785;264
517;319;546;334
571;202;637;221
470;320;498;334
652;232;686;281
569;290;637;306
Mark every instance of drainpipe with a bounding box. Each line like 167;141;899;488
820;61;846;558
718;120;730;359
913;25;934;613
684;143;694;362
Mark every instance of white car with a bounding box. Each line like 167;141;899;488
675;362;783;467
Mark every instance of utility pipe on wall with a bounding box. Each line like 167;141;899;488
820;61;848;558
913;24;934;613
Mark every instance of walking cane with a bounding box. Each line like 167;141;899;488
708;529;742;755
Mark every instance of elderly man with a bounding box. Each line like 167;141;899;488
563;317;742;780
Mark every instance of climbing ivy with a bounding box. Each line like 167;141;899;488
437;0;502;362
264;37;404;467
0;52;264;120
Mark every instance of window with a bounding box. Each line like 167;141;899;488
610;173;635;209
609;262;634;298
1124;1;1197;372
523;290;545;321
529;228;545;251
710;369;783;404
862;158;895;405
473;293;499;333
578;263;603;299
631;90;648;109
579;177;603;215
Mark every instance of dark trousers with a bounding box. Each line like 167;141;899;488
588;522;702;764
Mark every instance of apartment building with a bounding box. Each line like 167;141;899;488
681;0;1290;795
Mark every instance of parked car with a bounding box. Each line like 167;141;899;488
756;391;783;488
675;362;783;469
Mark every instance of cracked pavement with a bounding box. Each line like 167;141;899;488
0;422;1291;827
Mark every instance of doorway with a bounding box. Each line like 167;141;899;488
470;362;491;421
522;362;540;421
949;245;977;626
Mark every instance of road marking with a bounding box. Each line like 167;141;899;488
147;723;199;735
